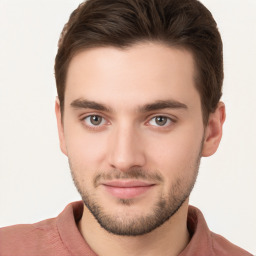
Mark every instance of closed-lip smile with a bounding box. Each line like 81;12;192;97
101;180;156;199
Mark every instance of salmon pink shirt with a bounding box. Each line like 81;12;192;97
0;201;253;256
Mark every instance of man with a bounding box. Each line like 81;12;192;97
0;0;253;255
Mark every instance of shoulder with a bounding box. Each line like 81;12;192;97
186;206;253;256
0;218;69;256
210;232;253;256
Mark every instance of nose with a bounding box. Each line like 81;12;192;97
107;123;146;172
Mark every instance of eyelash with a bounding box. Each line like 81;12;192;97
81;114;176;131
146;116;175;128
81;115;109;131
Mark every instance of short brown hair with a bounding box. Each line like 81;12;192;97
55;0;223;125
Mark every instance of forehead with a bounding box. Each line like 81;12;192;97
65;42;200;111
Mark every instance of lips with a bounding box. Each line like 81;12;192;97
102;180;155;199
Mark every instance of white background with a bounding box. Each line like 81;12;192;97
0;0;255;253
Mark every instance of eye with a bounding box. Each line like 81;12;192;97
83;115;107;127
148;116;173;127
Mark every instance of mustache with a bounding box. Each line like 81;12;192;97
94;169;164;187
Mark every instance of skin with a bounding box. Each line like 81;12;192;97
55;42;225;256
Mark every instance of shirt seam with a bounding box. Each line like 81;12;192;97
210;232;217;256
55;221;74;256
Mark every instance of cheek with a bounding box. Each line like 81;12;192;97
64;126;108;170
145;125;203;174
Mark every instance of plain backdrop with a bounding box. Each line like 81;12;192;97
0;0;255;253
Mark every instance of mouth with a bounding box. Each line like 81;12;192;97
101;180;156;199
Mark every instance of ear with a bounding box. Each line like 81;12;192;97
202;102;226;157
55;97;68;156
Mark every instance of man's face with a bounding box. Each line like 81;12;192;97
57;42;207;236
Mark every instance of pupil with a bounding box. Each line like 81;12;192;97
91;115;102;125
156;116;167;126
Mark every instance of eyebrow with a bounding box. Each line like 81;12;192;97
139;100;188;112
71;98;111;112
70;98;188;113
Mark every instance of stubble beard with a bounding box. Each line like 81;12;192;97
69;143;202;236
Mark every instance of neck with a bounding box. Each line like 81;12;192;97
78;199;190;256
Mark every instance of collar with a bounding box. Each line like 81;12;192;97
57;201;214;256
